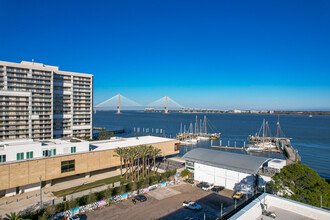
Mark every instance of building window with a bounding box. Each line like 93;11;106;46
0;155;6;163
71;146;76;153
26;151;33;159
61;160;75;173
175;143;180;151
52;149;56;156
17;152;24;160
186;161;194;167
43;150;50;157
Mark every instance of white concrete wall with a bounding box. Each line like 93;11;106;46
229;194;330;220
194;162;255;193
20;182;40;193
0;139;89;162
266;194;330;220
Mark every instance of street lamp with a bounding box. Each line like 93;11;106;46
163;153;166;172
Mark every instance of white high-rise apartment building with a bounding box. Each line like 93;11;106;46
0;60;93;140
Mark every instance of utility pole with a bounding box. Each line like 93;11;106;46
39;176;43;210
163;153;166;172
220;203;223;219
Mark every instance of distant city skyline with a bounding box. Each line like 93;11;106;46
1;0;330;110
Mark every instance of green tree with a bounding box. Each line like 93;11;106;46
114;147;124;178
151;147;162;175
98;130;114;140
4;212;23;220
180;169;191;179
267;163;330;207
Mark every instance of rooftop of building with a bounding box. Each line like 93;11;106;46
182;148;270;174
90;136;176;151
230;193;330;220
0;60;93;76
0;137;86;147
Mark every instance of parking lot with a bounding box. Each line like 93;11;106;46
86;183;235;220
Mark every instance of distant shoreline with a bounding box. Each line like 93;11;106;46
95;110;330;116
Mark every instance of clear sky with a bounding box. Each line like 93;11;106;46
1;0;330;110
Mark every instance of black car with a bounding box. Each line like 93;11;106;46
135;195;147;202
197;182;208;188
211;186;225;192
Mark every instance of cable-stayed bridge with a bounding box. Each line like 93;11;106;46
94;94;185;114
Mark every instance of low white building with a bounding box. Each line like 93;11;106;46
0;138;89;163
229;193;330;220
183;148;270;194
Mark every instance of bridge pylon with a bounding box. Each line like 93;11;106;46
164;95;168;114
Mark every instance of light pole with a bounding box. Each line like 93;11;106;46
39;176;43;210
163;153;166;172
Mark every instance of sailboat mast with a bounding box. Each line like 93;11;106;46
199;119;202;135
262;119;266;147
275;116;280;138
204;115;207;134
180;123;182;135
196;115;199;135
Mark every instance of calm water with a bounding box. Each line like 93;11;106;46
93;111;330;179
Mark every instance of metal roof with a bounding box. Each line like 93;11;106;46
182;148;270;174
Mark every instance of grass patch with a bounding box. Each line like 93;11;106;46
53;175;129;197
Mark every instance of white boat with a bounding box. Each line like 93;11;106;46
187;139;198;144
246;146;264;152
197;136;209;141
309;115;313;118
254;142;277;149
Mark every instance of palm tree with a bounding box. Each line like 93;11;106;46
139;145;148;178
147;145;153;175
128;147;138;181
114;147;124;178
122;148;129;180
4;212;23;220
151;147;162;174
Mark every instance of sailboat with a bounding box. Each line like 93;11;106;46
247;119;276;152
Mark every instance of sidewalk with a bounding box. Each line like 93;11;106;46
0;168;124;217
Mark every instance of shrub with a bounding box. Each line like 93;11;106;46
55;202;65;212
136;179;144;189
111;187;120;196
76;195;88;206
95;191;105;201
125;183;132;192
87;193;97;204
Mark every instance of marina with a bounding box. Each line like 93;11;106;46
93;111;330;179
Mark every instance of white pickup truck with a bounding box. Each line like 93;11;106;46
182;201;202;210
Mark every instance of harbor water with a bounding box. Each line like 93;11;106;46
93;111;330;179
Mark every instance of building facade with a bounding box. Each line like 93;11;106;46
0;60;93;140
0;136;180;196
183;148;269;194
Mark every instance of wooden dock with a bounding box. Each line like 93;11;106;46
211;145;246;151
211;145;283;153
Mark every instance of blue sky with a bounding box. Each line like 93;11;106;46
1;0;330;110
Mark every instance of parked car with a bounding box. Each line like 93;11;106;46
196;182;208;188
211;186;225;192
202;183;214;191
135;195;147;202
183;201;202;210
233;192;244;199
